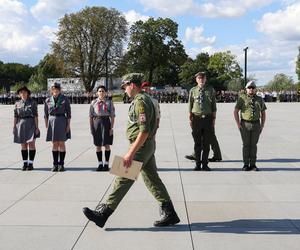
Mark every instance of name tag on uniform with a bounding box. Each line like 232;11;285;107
110;155;142;181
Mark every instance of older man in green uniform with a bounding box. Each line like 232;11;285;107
234;80;267;171
82;73;180;228
189;71;217;171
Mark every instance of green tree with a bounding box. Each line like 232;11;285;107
125;17;187;85
179;53;210;87
0;62;34;86
266;73;295;91
296;46;300;81
208;51;242;90
227;78;243;92
52;6;128;92
29;54;64;89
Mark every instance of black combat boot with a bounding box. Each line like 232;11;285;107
202;165;211;171
58;164;65;172
154;202;180;227
96;163;103;172
250;165;259;171
82;204;114;228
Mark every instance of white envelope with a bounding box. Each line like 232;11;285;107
110;155;143;181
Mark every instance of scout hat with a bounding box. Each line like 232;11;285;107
245;80;256;89
121;73;144;89
17;86;31;96
50;82;61;89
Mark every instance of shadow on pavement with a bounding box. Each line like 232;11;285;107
106;219;300;235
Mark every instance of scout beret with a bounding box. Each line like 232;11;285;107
245;80;256;89
121;73;144;89
141;81;151;89
51;82;61;89
194;71;206;78
17;86;31;96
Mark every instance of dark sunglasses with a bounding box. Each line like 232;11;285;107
247;86;256;89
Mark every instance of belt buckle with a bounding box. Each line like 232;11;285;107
201;115;205;118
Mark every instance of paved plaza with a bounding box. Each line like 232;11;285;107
0;102;300;250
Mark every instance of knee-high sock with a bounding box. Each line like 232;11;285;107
21;150;28;163
59;151;66;165
52;151;59;165
105;150;111;163
96;151;103;164
29;149;36;164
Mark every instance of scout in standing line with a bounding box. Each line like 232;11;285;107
44;82;71;172
188;71;217;171
83;73;180;228
13;86;40;171
89;85;115;171
234;80;266;171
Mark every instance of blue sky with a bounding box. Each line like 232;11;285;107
0;0;300;84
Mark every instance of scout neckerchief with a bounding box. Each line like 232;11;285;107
198;86;204;106
51;94;61;111
249;95;256;117
97;98;107;114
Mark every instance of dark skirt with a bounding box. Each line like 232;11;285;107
14;118;40;144
46;116;71;142
92;116;113;146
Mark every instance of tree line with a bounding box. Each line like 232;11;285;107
1;6;300;93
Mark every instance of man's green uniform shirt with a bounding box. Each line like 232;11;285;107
188;85;217;115
126;92;156;141
235;94;267;121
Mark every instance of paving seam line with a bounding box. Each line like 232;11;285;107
169;108;195;250
70;176;115;250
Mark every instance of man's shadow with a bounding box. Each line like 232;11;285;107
106;219;300;235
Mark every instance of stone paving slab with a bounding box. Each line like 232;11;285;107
0;103;300;250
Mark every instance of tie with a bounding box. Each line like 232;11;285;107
250;97;255;117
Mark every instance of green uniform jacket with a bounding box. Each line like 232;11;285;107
126;92;156;141
188;84;217;115
235;94;267;121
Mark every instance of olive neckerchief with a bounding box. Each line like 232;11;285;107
51;95;61;111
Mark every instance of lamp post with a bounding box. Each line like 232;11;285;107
243;47;248;87
105;48;109;90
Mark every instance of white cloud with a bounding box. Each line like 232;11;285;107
124;10;150;26
31;0;85;21
185;38;298;85
0;0;58;64
185;26;216;45
256;2;300;40
139;0;274;17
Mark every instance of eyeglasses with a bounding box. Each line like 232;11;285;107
247;87;256;89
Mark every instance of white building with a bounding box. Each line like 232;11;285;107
47;77;122;92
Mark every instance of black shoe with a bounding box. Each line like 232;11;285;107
193;165;201;171
242;165;251;171
185;154;196;161
22;162;28;171
96;164;103;172
82;204;114;228
52;165;58;172
154;202;180;227
208;157;222;162
250;165;260;171
202;165;211;171
27;163;34;171
58;165;65;172
103;164;109;171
